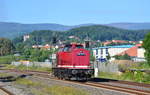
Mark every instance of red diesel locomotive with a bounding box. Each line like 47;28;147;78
52;43;94;80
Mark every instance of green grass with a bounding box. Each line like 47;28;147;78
0;72;11;77
15;78;89;95
131;62;150;70
99;71;150;84
0;55;15;64
99;72;122;80
15;64;52;72
2;64;51;72
2;64;16;69
118;62;150;72
15;78;42;87
32;85;89;95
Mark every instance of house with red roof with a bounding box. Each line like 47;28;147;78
117;44;145;62
92;44;145;62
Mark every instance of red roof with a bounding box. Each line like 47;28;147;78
103;41;112;45
136;44;142;47
112;40;128;43
102;40;128;46
118;44;141;57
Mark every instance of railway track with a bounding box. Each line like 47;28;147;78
86;82;150;95
90;78;150;88
0;69;150;95
0;87;14;95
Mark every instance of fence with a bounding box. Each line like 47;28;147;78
95;62;119;73
11;61;119;72
11;61;52;68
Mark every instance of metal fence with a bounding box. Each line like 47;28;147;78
11;61;119;72
11;61;52;68
96;62;119;73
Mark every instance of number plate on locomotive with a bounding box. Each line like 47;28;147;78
77;53;85;56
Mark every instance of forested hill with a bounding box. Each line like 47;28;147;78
13;25;150;45
1;22;150;39
65;25;149;41
0;22;71;38
107;23;150;30
0;22;94;38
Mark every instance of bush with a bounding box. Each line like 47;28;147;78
118;63;137;72
0;55;15;64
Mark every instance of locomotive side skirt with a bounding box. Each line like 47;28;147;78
53;68;94;80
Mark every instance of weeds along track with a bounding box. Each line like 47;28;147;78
91;78;150;89
1;69;150;95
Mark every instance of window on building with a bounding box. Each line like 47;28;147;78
96;49;98;55
101;48;103;54
96;56;98;59
106;48;108;54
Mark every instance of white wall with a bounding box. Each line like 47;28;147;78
137;48;145;58
108;48;129;56
93;47;130;60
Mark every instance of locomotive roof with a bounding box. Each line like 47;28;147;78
64;43;83;46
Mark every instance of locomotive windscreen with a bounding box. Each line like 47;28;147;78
76;45;83;49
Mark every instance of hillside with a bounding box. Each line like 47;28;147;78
0;22;96;39
0;22;72;38
66;25;149;41
1;22;150;39
13;25;150;45
107;23;150;30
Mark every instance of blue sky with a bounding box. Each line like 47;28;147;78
0;0;150;25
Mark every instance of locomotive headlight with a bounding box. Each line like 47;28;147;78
72;70;78;74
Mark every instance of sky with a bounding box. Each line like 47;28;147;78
0;0;150;25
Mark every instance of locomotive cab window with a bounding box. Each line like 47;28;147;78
76;45;84;49
63;45;72;52
58;48;63;52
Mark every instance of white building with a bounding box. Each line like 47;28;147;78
92;45;134;62
23;35;30;42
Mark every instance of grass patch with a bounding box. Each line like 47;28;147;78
2;64;16;69
132;62;150;70
14;77;89;95
99;71;150;84
2;64;51;72
15;78;42;87
15;64;52;72
0;72;11;77
0;55;15;64
99;72;122;80
32;85;89;95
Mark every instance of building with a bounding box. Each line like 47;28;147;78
23;35;30;42
102;40;129;46
93;45;134;62
32;44;59;50
118;44;146;62
93;44;146;62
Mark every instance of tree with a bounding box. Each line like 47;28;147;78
114;54;131;60
106;53;111;60
143;32;150;66
0;38;14;56
21;48;54;62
